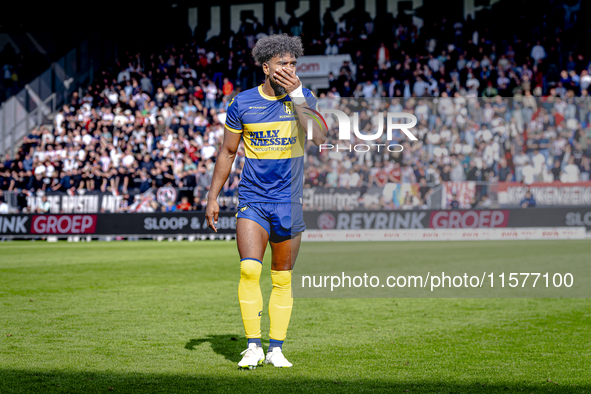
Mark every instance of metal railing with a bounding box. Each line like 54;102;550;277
426;184;443;209
0;32;117;157
1;92;57;156
1;191;19;212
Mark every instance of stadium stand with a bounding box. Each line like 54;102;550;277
1;3;590;213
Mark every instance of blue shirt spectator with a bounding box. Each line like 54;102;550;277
520;192;537;208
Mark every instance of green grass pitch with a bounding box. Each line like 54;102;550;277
0;240;590;393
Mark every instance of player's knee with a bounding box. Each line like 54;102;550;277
271;270;292;288
240;259;262;281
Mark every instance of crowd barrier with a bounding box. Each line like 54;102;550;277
9;181;591;216
0;208;590;239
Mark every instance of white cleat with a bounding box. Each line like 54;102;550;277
265;347;293;368
238;343;265;370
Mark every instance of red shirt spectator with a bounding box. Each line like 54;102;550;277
374;169;388;187
177;197;192;211
223;79;234;96
388;164;401;183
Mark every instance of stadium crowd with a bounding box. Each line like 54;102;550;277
1;5;591;212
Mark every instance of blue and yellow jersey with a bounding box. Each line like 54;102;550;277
225;84;317;204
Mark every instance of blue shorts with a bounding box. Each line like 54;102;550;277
236;202;306;242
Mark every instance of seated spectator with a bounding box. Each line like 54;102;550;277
177;196;192;211
222;78;234;98
165;201;177;212
497;158;512;182
551;159;562;181
561;156;580;182
418;178;431;206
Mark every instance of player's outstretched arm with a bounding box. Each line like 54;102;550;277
205;128;242;232
274;67;328;146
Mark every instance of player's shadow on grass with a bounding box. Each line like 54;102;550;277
185;334;245;362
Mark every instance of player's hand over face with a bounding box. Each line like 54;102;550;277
274;67;301;94
205;200;219;232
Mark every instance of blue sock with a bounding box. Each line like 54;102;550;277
268;339;283;352
248;338;262;347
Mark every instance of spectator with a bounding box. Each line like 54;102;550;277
530;41;547;64
376;43;389;67
203;80;218;109
418;178;431;206
449;194;460;209
165;201;177;212
551;159;562;181
39;195;50;213
513;150;531;183
362;80;376;97
222;78;234;98
520;191;537;208
497;158;512;182
478;195;493;208
531;149;546;181
177;196;192;211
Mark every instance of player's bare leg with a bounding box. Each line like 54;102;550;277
236;218;269;369
270;234;301;271
265;234;301;367
236;218;269;262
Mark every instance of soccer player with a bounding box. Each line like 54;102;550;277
205;34;327;369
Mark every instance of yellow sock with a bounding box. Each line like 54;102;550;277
269;270;293;342
238;259;263;339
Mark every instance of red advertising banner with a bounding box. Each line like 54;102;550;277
497;181;591;206
30;215;98;234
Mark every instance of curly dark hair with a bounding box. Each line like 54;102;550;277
251;34;304;65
